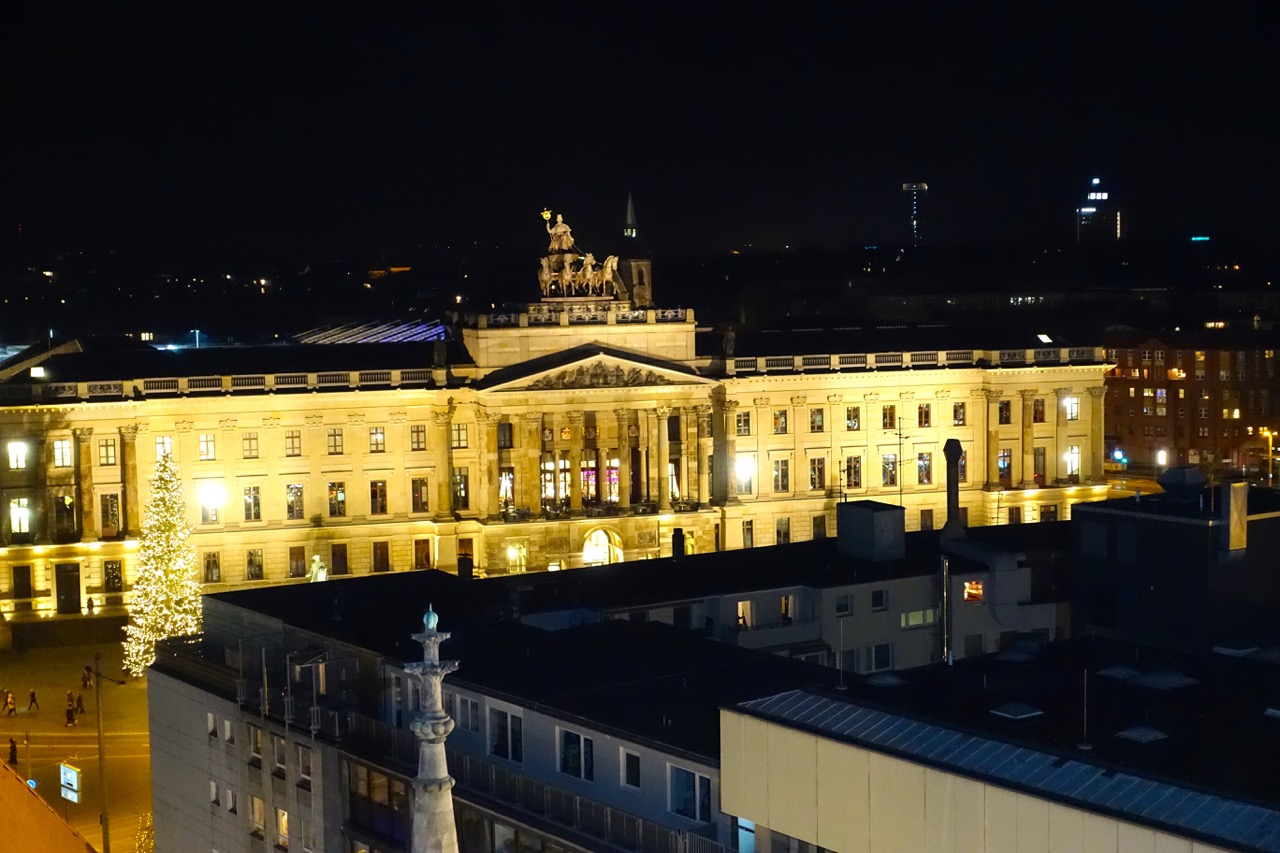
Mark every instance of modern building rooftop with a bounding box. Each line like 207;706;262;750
737;636;1280;851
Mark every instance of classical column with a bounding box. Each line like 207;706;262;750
723;400;740;505
695;405;713;504
656;406;672;511
567;412;584;512
520;413;542;511
1054;388;1073;484
614;409;632;509
74;428;97;541
984;390;1002;491
479;411;502;516
1088;386;1107;483
432;409;454;519
407;606;461;853
120;424;140;535
1018;389;1037;489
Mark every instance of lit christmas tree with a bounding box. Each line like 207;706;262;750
123;453;202;675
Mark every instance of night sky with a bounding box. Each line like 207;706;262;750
6;5;1277;261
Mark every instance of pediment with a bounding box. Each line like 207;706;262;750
479;347;712;393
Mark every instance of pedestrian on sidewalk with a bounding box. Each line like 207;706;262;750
27;689;38;711
4;692;15;716
64;701;76;727
7;738;16;765
82;665;94;690
75;693;85;715
66;690;73;708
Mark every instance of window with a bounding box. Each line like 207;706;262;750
411;478;430;513
809;457;825;490
300;818;314;853
246;549;264;580
272;735;287;775
882;453;897;487
772;409;788;434
958;450;968;482
414;539;433;570
458;697;480;732
736;599;753;629
372;541;391;572
98;438;116;466
226;787;238;815
452;467;470;510
845;455;862;489
248;724;264;764
559;730;594;781
251;795;265;837
809;408;824;432
868;643;894;672
284;430;302;457
327;428;343;455
1065;444;1081;477
998;400;1011;425
813;515;827;539
297;744;312;783
846;406;861;430
871;589;888;611
669;766;712;823
917;403;931;428
275;807;289;848
1034;447;1046;480
105;560;123;593
370;480;388;514
1064;396;1080;421
286;484;305;520
210;780;220;805
489;708;523;762
242;431;259;459
410;423;427;451
997;448;1012;478
772;458;789;492
450;423;468;449
735;412;751;436
917;452;932;485
203;552;221;583
1033;398;1046;423
497;422;513;449
328;482;346;517
330;544;348;575
207;712;217;736
621;750;641;789
964;580;985;602
5;442;27;470
952;402;966;426
7;497;30;535
198;433;216;460
365;426;385;454
882;405;896;429
199;490;218;524
735;456;753;494
775;517;791;545
920;508;934;530
243;486;261;521
900;607;939;629
54;438;73;467
835;594;851;616
741;520;754;548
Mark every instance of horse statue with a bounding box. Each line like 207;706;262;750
578;253;598;294
600;255;623;298
538;257;554;296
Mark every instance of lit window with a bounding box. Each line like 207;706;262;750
772;409;788;434
284;430;302;457
9;498;30;534
845;455;862;489
410;424;427;451
846;406;860;430
286;484;305;520
882;405;896;429
242;431;258;459
881;453;897;487
7;442;27;469
98;438;116;466
808;457;825;490
952;402;966;426
411;478;430;513
450;423;468;449
369;480;388;515
251;795;265;836
963;581;985;603
327;482;346;517
1064;396;1080;421
326;428;343;455
917;403;931;428
154;435;172;461
735;412;751;436
772;458;789;492
452;467;470;509
243;486;261;521
53;439;73;467
203;552;221;583
917;452;932;485
809;408;824;432
198;433;216;461
1065;444;1081;477
369;426;385;453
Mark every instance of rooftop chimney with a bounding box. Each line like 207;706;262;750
941;438;966;539
837;500;905;561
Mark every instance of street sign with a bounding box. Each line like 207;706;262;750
60;762;80;803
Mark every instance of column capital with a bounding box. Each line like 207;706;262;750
73;427;94;444
566;410;585;425
431;410;454;427
520;412;544;424
790;395;807;406
826;394;843;404
613;407;631;421
119;423;139;441
655;405;673;419
388;411;408;425
479;410;504;425
981;388;1004;401
1018;388;1039;400
723;399;741;413
219;418;238;431
753;397;770;408
1054;387;1076;399
1087;386;1107;400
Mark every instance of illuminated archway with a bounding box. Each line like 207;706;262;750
582;528;623;567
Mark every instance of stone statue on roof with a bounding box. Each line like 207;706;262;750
546;213;574;254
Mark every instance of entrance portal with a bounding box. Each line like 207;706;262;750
55;563;82;615
582;528;623;567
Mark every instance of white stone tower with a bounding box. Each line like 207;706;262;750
407;605;461;853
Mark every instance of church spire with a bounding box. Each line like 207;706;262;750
407;605;460;853
624;191;637;239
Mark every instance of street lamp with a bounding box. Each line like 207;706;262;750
1262;428;1275;488
95;652;126;853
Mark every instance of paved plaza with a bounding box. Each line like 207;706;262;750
0;640;151;852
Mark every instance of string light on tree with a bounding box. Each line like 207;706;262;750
123;453;202;675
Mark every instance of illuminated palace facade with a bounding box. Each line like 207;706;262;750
0;274;1111;617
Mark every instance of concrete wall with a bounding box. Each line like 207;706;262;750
720;708;1233;853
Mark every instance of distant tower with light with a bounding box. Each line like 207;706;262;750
902;182;927;246
407;605;460;853
623;192;638;240
1076;177;1122;243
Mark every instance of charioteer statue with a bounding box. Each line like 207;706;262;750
538;209;626;299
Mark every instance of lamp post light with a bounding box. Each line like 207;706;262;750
94;652;126;853
1262;428;1275;487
